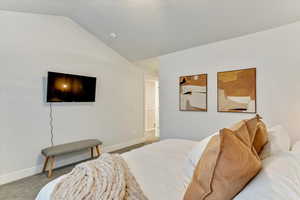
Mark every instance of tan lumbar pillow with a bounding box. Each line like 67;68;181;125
253;120;268;155
230;114;268;155
184;126;262;200
229;115;258;145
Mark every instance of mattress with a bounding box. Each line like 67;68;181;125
36;139;197;200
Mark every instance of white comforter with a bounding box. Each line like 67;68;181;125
36;139;300;200
36;139;196;200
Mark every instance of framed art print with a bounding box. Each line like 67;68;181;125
217;68;256;113
180;74;207;111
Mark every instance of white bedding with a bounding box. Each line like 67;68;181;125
36;139;197;200
236;151;300;200
36;139;300;200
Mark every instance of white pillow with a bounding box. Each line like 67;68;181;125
260;125;291;159
187;132;218;166
235;152;300;200
183;132;218;186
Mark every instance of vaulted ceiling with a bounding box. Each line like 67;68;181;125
1;0;300;61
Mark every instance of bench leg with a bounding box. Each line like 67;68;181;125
48;156;55;178
42;156;49;173
90;147;94;159
96;145;101;158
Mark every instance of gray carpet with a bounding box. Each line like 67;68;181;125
0;143;146;200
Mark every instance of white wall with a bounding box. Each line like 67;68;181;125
0;11;145;184
159;21;300;143
134;58;160;78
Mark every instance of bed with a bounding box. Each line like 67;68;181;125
36;138;300;200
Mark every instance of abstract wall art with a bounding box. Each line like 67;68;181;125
180;74;207;111
217;68;256;113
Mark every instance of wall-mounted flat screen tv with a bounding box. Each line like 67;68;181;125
47;72;97;102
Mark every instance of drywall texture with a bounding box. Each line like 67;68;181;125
0;11;144;183
159;21;300;143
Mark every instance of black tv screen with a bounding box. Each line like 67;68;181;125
47;72;96;102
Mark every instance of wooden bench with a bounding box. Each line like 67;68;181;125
41;139;102;178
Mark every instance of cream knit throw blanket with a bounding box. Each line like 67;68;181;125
51;153;148;200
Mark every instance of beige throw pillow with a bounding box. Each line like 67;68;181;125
253;121;268;155
184;126;262;200
230;115;268;155
230;116;258;146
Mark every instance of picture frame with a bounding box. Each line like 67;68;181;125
179;74;208;111
217;68;256;113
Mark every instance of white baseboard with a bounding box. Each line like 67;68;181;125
0;137;146;185
103;137;146;153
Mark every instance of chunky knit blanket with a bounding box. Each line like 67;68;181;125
51;153;148;200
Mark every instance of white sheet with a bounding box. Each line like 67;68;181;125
36;139;197;200
36;139;300;200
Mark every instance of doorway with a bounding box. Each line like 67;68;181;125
144;79;159;141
